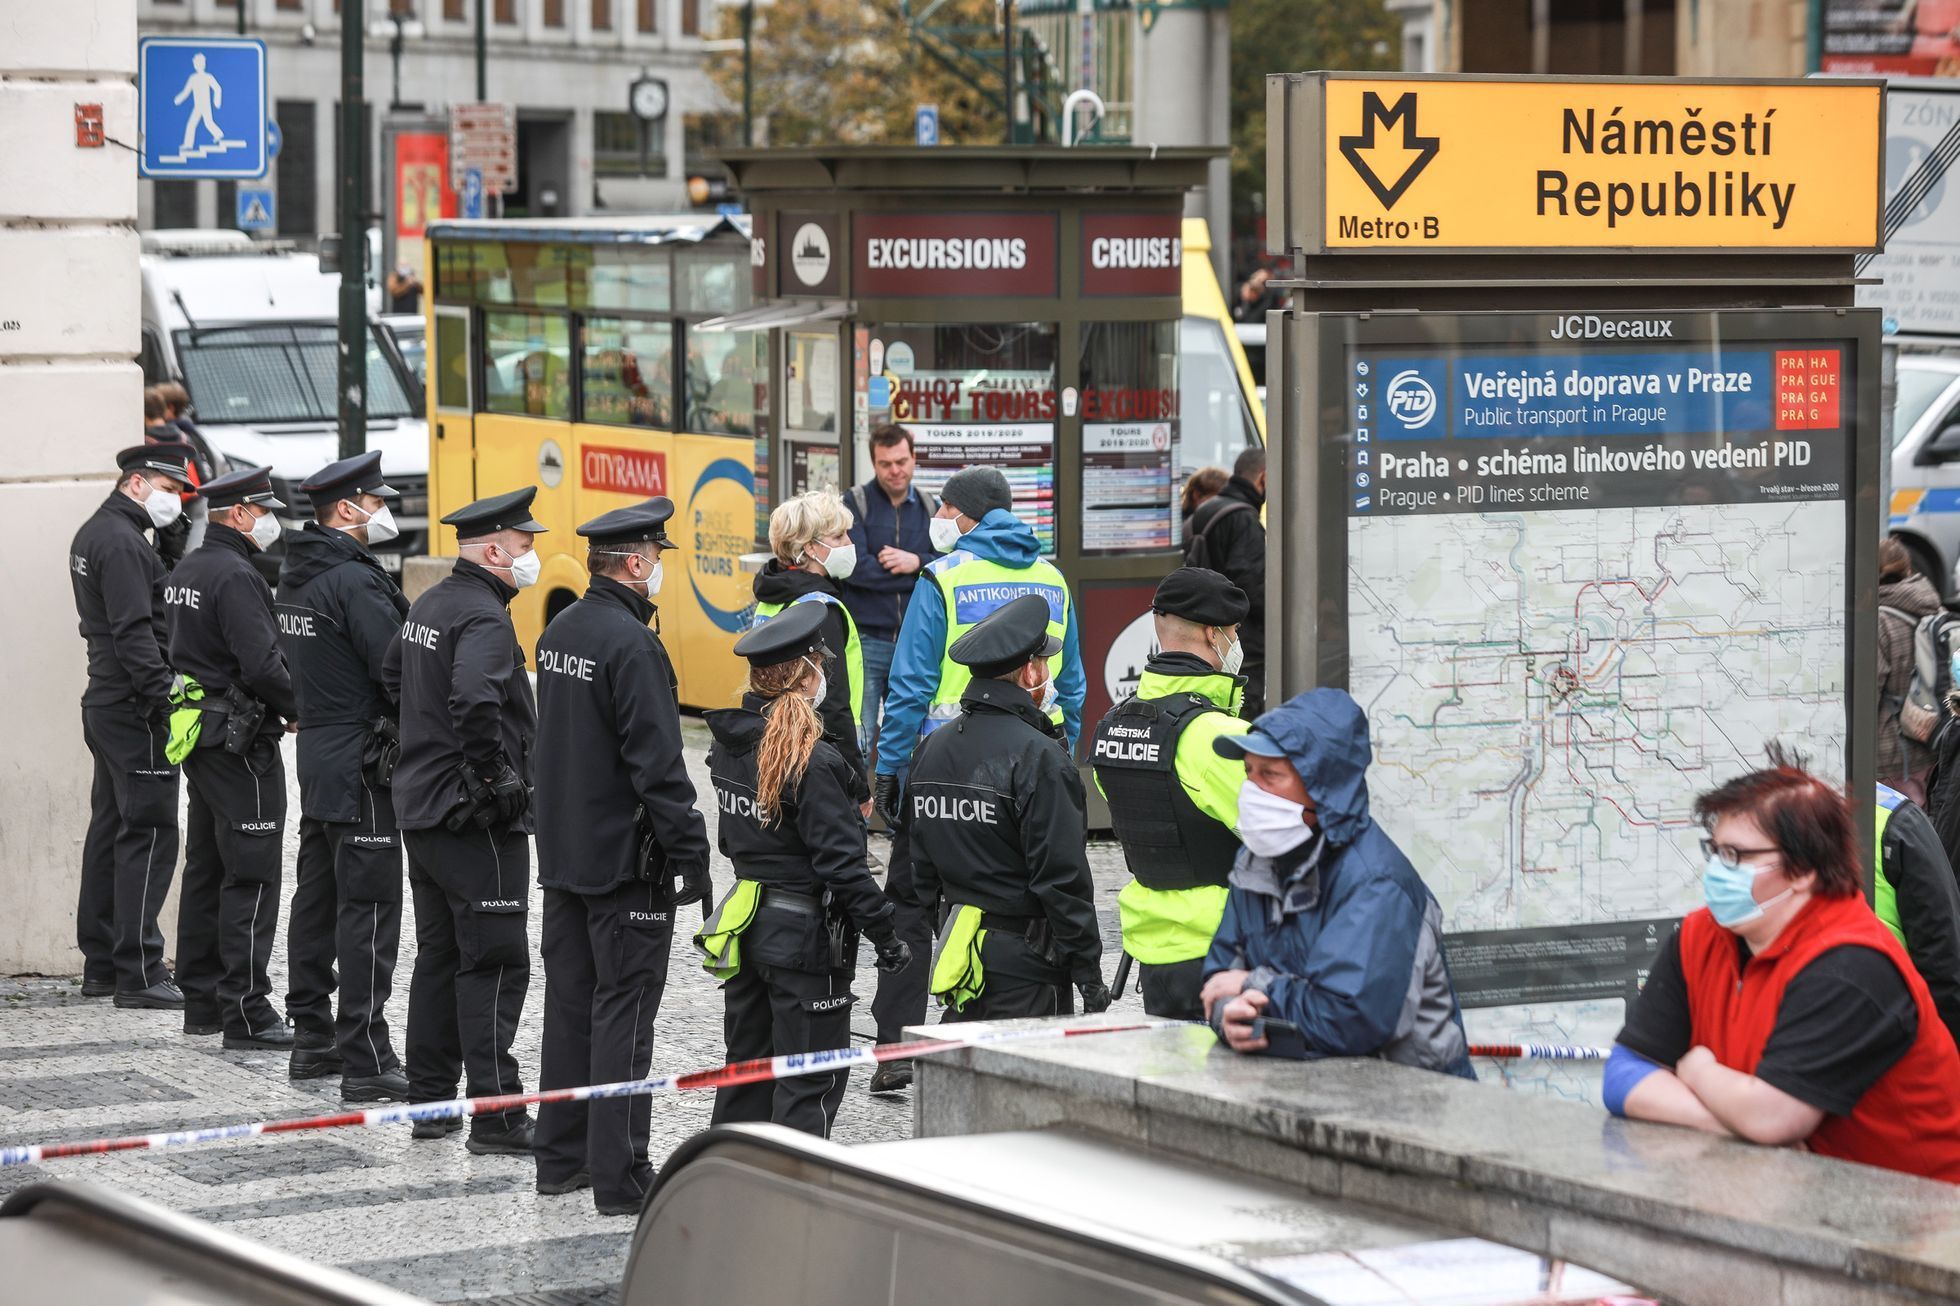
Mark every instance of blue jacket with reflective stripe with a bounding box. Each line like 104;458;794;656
875;507;1085;775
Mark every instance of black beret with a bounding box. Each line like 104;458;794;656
118;442;196;484
301;450;398;502
733;600;830;667
200;464;285;511
577;497;675;548
949;593;1061;675
441;486;547;537
1152;567;1249;627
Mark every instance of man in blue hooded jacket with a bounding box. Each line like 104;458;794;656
864;465;1086;1092
1201;688;1474;1079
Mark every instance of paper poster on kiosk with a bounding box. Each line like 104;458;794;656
1312;308;1869;1088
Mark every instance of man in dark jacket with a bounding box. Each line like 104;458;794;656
1202;688;1474;1078
70;442;196;1008
165;465;300;1050
383;486;544;1154
276;451;411;1098
533;498;712;1216
906;595;1109;1021
1185;446;1266;717
839;424;940;746
1876;783;1960;1047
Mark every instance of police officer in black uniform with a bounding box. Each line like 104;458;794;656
1091;568;1249;1020
906;594;1109;1021
533;498;713;1215
165;465;298;1049
70;442;197;1008
694;603;911;1137
276;451;411;1098
383;487;543;1153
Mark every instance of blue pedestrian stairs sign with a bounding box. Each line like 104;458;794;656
139;37;269;179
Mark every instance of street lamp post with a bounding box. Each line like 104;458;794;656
372;13;426;111
475;0;488;101
339;0;368;461
741;1;755;148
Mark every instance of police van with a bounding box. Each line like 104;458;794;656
1887;350;1960;596
138;230;431;575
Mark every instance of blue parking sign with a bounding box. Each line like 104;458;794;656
915;105;939;147
139;37;268;179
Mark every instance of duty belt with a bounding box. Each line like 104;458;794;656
758;885;823;915
979;910;1041;936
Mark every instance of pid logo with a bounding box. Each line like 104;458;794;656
1385;369;1437;431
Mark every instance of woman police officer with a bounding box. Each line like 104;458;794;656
693;602;911;1135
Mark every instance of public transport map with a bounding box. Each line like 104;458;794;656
1328;311;1861;1097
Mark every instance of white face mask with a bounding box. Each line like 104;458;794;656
817;540;856;580
802;656;827;704
1214;630;1245;677
141;479;183;529
596;550;663;598
928;515;963;553
507;547;541;589
1237;780;1315;858
346;500;399;546
246;508;283;551
1030;668;1059;716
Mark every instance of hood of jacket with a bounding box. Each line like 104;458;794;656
1880;573;1943;620
753;559;834;606
279;521;373;588
705;701;767;755
1250;687;1373;848
953;507;1042;569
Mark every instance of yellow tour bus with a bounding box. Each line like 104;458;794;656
420;214;1261;711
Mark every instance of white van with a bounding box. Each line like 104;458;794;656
138;230;430;573
1888;349;1960;598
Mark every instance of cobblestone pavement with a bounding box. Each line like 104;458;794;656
0;718;1138;1303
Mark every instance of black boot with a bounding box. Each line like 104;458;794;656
342;1069;412;1102
114;980;186;1010
465;1115;536;1156
289;1030;343;1080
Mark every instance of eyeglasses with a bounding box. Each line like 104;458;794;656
1699;837;1780;865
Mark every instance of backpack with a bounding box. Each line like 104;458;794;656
1183;497;1252;571
1893;608;1960;746
846;483;939;536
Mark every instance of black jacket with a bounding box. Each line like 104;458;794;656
383;558;537;832
70;492;173;713
1188;476;1266;651
1880;794;1960;1049
165;524;297;727
276;523;408;822
704;696;891;935
752;560;867;798
905;677;1102;986
535;577;709;894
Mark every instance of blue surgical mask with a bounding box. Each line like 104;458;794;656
1701;852;1794;929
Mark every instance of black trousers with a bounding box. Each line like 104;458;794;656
179;743;286;1034
536;880;675;1206
77;702;178;992
404;824;531;1128
287;781;404;1077
941;930;1067;1024
870;819;933;1044
711;959;854;1138
1138;958;1206;1021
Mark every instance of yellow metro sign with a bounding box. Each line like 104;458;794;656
1311;75;1883;252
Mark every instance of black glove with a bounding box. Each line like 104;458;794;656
673;858;713;912
874;774;902;828
1076;981;1113;1014
873;937;912;974
481;763;530;828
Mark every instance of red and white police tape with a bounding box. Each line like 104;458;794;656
0;1024;1610;1168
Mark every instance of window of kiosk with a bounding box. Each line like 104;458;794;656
483;310;571;419
1178;315;1259;477
434;307;471;410
783;328;843;495
581;315;676;429
586;245;672;314
684;329;762;436
1079;320;1180;555
876;322;1059;555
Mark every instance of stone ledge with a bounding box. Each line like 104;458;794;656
910;1019;1960;1305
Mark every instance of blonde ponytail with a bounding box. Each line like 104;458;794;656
752;658;823;825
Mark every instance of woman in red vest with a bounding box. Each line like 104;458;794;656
1606;748;1960;1182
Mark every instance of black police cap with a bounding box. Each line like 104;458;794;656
118;442;195;483
1152;567;1249;627
200;464;286;511
732;600;830;667
950;593;1061;675
441;486;547;538
577;497;675;548
300;450;398;502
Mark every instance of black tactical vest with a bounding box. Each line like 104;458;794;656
1091;692;1240;891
